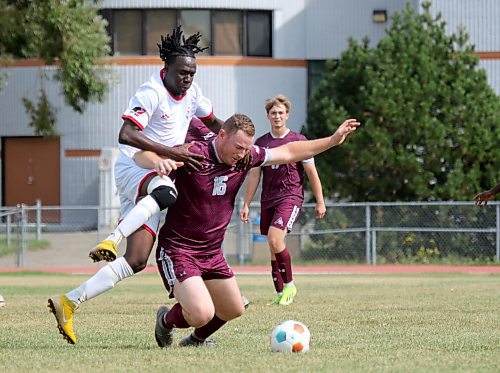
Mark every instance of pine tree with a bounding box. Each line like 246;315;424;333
305;2;500;201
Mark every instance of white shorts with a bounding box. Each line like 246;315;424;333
114;153;165;237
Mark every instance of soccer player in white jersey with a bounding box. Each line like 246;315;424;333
47;26;225;345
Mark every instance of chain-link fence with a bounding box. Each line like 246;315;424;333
1;201;499;268
227;200;500;265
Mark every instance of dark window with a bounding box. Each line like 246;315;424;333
101;8;272;57
308;60;327;98
247;11;272;57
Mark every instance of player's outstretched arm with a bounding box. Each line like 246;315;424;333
474;183;500;206
266;119;360;166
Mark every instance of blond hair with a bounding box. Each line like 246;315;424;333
265;94;291;114
222;113;255;137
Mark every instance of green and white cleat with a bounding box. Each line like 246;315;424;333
279;285;297;306
267;294;282;305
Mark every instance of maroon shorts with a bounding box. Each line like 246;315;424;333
260;200;302;235
156;245;234;298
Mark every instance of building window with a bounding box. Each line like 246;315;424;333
308;60;327;98
101;8;272;57
247;11;272;57
179;10;211;56
213;11;242;55
145;10;177;55
114;10;142;55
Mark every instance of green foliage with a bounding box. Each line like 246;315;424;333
0;0;111;134
305;1;500;201
22;85;57;137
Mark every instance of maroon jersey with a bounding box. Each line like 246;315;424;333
255;130;312;209
185;116;216;143
158;140;269;254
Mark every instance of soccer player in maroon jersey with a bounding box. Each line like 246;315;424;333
134;113;360;347
240;95;325;306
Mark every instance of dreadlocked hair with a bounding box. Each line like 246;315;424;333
157;25;208;64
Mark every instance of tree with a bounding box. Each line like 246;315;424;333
304;1;500;202
0;0;111;136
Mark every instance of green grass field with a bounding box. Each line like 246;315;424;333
0;272;499;372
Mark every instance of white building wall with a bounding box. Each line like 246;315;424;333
101;0;281;9
304;0;413;59
424;0;500;52
480;60;500;96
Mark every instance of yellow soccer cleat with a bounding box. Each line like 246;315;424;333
89;239;118;262
47;294;78;344
279;284;297;306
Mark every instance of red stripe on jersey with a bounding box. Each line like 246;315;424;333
117;218;157;240
122;115;145;130
142;224;157;240
199;108;214;121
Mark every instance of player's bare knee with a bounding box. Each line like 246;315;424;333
268;240;284;254
147;176;178;211
184;303;214;327
124;254;149;273
218;302;245;321
190;310;214;328
130;259;148;273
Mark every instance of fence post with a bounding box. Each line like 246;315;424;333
371;230;377;265
21;204;28;267
365;205;371;265
496;204;499;262
15;205;21;267
36;199;42;240
6;213;11;249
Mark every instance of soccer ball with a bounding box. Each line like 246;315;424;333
0;294;5;308
270;320;311;353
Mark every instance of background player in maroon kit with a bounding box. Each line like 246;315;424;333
240;95;325;306
134;113;359;347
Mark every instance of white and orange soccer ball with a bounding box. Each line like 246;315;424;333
270;320;311;353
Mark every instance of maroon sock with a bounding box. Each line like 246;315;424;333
271;260;284;293
275;248;293;283
193;315;226;340
164;303;190;329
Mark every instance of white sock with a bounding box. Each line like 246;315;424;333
115;195;160;238
66;257;134;306
105;229;124;246
284;281;294;287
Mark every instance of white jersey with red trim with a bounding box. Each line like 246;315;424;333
119;69;213;158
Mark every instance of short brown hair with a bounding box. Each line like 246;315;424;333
265;94;291;114
223;113;255;137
